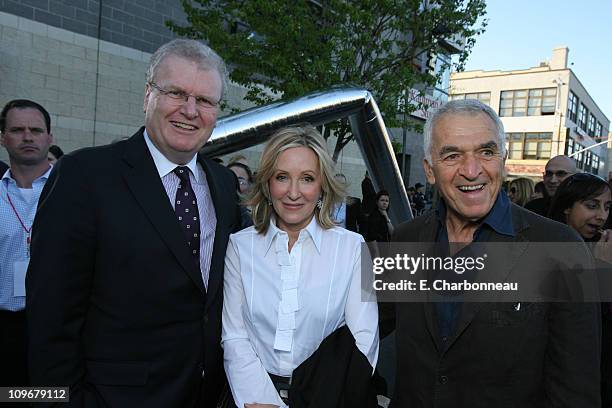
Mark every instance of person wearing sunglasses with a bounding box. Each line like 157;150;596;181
507;177;535;207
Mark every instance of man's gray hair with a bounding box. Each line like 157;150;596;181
423;99;506;162
146;39;228;96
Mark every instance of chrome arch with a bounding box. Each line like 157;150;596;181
204;87;413;223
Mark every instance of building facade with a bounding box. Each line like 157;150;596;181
450;47;610;179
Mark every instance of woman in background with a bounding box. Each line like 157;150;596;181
508;177;535;207
548;173;612;244
228;161;254;196
222;125;379;408
548;173;612;405
366;190;392;243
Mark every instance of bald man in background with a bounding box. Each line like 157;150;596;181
525;155;577;217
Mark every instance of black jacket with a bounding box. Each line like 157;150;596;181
289;325;377;408
390;203;601;408
27;129;241;407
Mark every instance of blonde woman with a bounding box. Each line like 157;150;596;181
508;177;535;207
222;125;379;408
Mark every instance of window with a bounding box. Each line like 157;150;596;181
587;113;596;136
500;90;527;117
507;132;552;160
596;122;603;139
585;151;592;172
578;103;588;131
592;155;600;175
527;88;556;115
565;137;575;156
567;91;578;122
450;92;491;106
500;88;556;117
575;149;584;170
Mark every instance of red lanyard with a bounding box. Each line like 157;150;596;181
7;192;32;247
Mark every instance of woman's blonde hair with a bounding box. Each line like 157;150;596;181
509;177;535;207
247;124;344;235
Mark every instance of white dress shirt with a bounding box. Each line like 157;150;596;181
222;216;379;407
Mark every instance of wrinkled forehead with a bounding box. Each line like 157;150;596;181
432;112;499;146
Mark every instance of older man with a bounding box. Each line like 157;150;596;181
390;99;600;407
27;40;241;407
525;155;577;216
0;99;53;386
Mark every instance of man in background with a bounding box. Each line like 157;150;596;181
525;155;576;217
0;99;53;385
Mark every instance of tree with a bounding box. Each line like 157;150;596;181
168;0;487;160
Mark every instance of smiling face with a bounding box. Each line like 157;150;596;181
1;107;53;166
269;147;322;235
143;54;222;164
564;189;612;239
423;112;504;224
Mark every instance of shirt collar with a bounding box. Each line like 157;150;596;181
435;190;515;237
143;129;200;182
2;164;53;185
263;215;323;255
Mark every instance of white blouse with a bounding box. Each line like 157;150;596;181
222;217;379;407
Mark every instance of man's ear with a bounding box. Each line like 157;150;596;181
143;84;151;113
423;158;436;185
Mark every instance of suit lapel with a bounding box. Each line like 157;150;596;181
445;204;531;351
198;155;232;309
416;213;442;353
121;130;206;296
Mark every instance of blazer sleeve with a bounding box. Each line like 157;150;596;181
221;236;286;408
26;155;97;407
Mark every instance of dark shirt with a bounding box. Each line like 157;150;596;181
434;191;515;339
524;196;551;217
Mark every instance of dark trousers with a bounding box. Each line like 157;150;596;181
0;310;28;386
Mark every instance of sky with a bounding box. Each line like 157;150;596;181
462;0;612;121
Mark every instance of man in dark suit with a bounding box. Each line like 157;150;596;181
390;99;601;407
27;39;240;407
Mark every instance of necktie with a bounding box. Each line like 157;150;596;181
173;166;201;268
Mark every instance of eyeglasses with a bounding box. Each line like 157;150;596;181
237;177;249;186
148;81;220;110
543;170;573;179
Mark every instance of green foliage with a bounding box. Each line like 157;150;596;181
168;0;487;159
